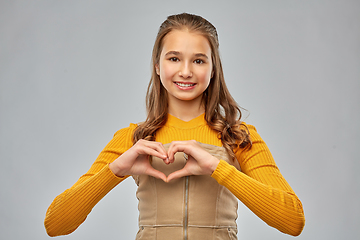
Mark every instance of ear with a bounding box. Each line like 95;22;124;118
155;64;160;75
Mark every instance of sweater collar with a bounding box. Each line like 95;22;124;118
165;113;206;129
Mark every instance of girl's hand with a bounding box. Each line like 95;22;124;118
166;140;220;182
109;139;168;182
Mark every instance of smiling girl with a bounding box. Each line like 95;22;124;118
45;13;305;239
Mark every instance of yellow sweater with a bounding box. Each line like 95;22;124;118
44;114;305;237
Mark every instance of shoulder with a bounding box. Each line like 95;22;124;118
104;123;139;150
240;122;257;132
113;123;138;138
240;122;262;141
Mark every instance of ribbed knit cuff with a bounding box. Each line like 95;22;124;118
78;165;128;206
211;159;235;184
44;165;129;236
104;164;129;183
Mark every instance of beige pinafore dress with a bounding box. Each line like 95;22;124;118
133;143;240;240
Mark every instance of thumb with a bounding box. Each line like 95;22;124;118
166;168;190;182
145;167;167;182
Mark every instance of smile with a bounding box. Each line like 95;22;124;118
175;82;196;87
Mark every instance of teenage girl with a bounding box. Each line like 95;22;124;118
44;13;305;239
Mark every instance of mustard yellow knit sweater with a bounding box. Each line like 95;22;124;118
44;114;305;237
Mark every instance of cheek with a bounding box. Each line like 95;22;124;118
160;63;177;82
198;69;212;84
159;66;173;89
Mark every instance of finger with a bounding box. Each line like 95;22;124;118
167;141;189;162
146;141;168;157
150;142;170;164
136;140;168;159
140;146;168;161
155;144;171;164
166;168;190;182
147;142;170;164
145;167;167;182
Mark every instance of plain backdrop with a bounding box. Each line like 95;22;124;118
1;0;359;239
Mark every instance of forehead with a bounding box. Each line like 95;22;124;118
161;30;211;55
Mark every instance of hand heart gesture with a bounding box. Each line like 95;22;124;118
109;139;168;182
109;140;220;183
166;140;220;182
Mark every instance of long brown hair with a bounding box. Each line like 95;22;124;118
133;13;251;159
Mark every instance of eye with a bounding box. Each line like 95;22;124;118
194;59;204;64
169;57;179;62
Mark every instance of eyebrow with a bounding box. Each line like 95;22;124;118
165;51;180;56
194;53;209;59
165;51;209;59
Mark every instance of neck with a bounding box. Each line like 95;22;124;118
168;97;204;122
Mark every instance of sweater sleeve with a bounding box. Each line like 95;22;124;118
44;124;137;237
211;124;305;236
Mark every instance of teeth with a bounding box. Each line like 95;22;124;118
176;82;195;87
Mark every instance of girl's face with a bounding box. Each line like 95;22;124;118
156;30;213;108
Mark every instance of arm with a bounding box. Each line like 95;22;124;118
44;123;169;237
211;124;305;236
44;125;136;237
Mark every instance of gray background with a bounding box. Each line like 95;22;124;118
1;0;359;239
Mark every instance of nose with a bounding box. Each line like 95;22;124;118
179;62;192;78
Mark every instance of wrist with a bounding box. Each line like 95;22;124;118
210;157;220;174
109;162;125;178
